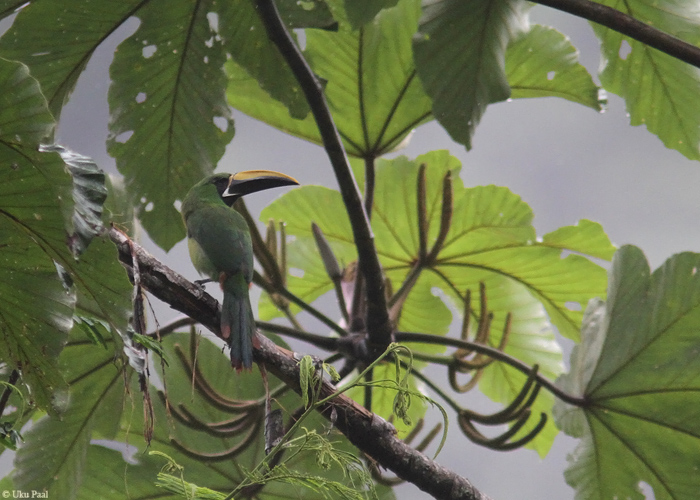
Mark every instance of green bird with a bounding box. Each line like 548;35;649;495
181;170;299;371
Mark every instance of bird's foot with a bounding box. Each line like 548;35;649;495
194;278;214;287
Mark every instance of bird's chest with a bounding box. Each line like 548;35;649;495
187;229;253;282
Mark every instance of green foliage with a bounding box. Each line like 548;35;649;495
555;246;700;499
0;56;130;413
107;0;234;250
0;0;698;499
506;25;604;110
13;326;126;499
262;150;612;453
413;0;528;148
592;0;700;161
229;0;432;157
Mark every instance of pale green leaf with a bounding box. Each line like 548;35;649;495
229;0;433;157
261;151;614;452
592;0;700;160
506;24;604;110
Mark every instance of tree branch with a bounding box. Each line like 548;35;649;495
108;227;491;500
535;0;700;69
254;0;394;352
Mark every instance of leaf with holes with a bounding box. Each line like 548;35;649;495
0;0;145;120
592;0;700;160
555;246;700;500
506;24;604;110
108;0;234;250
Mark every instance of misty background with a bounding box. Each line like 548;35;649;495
4;4;697;499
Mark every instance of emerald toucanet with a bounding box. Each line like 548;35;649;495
181;171;298;370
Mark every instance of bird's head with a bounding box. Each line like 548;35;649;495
218;170;299;206
187;170;299;208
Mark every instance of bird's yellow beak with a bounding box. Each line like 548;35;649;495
222;170;299;202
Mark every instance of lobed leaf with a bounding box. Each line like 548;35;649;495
555;246;700;499
262;151;616;450
506;24;605;110
228;0;433;158
592;0;700;160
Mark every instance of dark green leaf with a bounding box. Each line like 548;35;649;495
555;246;700;499
0;0;144;119
277;0;336;30
413;0;527;149
84;332;383;499
39;145;107;256
108;0;234;250
13;332;125;499
0;59;72;410
341;0;399;28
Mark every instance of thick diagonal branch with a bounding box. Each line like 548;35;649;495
254;0;393;352
536;0;700;68
108;227;490;500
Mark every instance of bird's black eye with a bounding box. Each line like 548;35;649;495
212;176;229;197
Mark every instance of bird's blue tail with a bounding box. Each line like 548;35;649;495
221;273;257;371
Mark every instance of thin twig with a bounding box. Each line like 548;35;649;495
0;370;20;416
256;321;338;351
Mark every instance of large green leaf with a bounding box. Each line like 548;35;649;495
413;0;528;149
506;24;604;110
341;0;399;28
13;330;126;499
108;0;234;250
261;151;614;452
263;151;613;338
218;0;309;120
0;0;145;119
555;246;700;499
228;0;433;158
0;58;72;409
592;0;700;160
0;57;130;411
68;332;386;499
